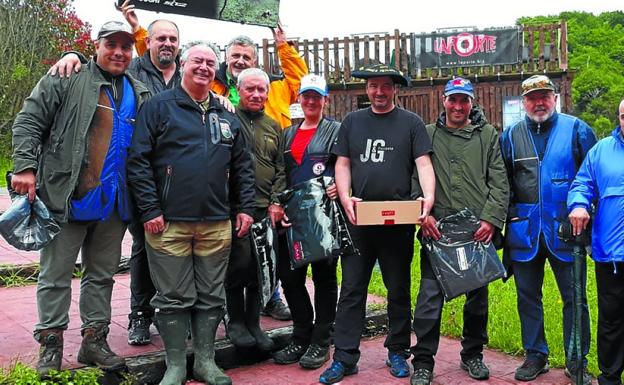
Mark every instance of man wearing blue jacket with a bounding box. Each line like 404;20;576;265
568;99;624;385
500;75;597;384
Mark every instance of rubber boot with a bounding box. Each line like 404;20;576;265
155;312;190;385
225;287;255;347
245;288;275;351
191;309;232;385
77;325;126;371
36;329;63;377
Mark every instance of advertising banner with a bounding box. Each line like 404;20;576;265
411;28;519;68
118;0;280;27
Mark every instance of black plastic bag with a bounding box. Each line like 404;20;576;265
424;208;505;301
251;217;278;307
279;176;357;269
0;195;61;251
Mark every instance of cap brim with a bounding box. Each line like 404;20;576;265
351;70;410;87
98;31;134;40
521;87;555;96
299;86;328;96
444;90;474;98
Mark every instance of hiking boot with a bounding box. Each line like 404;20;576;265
319;360;358;384
77;326;126;371
273;341;307;365
410;368;433;385
262;298;292;321
564;367;593;385
514;355;549;381
299;344;329;369
460;356;490;380
36;329;63;377
128;314;151;346
386;352;410;378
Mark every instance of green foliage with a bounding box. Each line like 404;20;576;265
366;243;601;375
519;11;624;137
0;363;102;385
0;0;94;158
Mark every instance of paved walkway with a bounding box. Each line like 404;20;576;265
0;191;581;384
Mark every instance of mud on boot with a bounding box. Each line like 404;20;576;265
192;310;231;385
155;312;190;385
36;329;64;378
77;325;125;371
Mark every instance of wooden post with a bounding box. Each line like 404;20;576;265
393;29;400;69
560;20;568;71
262;38;270;72
323;38;330;79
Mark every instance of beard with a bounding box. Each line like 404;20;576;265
526;108;554;123
157;51;175;66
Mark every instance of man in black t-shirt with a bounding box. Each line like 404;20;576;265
319;64;435;385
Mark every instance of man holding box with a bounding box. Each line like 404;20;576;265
410;78;509;385
319;64;435;384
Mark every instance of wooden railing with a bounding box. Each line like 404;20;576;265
259;22;568;83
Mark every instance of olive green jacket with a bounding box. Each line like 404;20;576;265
12;60;151;222
235;108;286;209
412;107;509;229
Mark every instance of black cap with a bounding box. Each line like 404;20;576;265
351;63;410;86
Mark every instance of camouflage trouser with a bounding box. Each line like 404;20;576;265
145;220;231;314
35;212;126;337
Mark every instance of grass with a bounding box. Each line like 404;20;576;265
0;157;11;188
363;242;600;375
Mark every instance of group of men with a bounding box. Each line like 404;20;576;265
9;4;624;385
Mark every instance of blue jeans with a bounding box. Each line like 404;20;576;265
512;240;590;365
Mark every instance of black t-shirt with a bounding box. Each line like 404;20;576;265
332;107;432;200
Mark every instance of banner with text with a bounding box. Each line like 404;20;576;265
119;0;280;27
410;28;519;68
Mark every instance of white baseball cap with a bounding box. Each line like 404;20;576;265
299;74;328;96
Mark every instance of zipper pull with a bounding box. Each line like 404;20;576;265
537;123;541;135
166;165;172;176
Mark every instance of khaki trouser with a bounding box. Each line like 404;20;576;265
145;220;231;313
35;213;126;336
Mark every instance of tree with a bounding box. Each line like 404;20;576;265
519;11;624;138
0;0;94;154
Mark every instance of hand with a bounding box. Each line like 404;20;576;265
326;183;338;200
270;22;287;45
341;196;361;225
569;207;590;237
280;213;292;228
214;94;235;113
267;204;284;227
474;220;495;243
421;215;441;240
47;53;81;77
417;196;434;222
144;215;165;234
116;0;140;31
235;213;254;237
11;169;36;203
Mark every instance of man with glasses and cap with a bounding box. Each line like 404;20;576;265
11;21;150;376
409;77;509;385
500;74;597;384
319;64;435;384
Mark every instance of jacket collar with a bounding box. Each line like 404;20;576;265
525;111;558;133
613;126;624;143
173;86;222;113
435;106;487;138
237;107;266;120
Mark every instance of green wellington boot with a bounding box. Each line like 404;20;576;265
155;312;190;385
191;309;232;385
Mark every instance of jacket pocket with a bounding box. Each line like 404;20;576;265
505;204;534;249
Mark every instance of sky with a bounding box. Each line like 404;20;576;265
73;0;623;47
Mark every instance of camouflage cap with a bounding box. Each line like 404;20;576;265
521;75;556;96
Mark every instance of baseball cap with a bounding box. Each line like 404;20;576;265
444;77;474;98
299;74;328;96
97;21;133;40
521;75;556;96
351;63;410;86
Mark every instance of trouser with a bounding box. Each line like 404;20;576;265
34;213;126;336
145;220;231;313
411;247;488;370
277;233;338;347
595;261;624;385
333;224;415;366
128;220;155;320
512;239;590;364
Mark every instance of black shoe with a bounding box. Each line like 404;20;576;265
299;344;330;369
564;367;592;385
514;355;549;381
319;361;358;384
262;298;292;321
410;368;433;385
460;356;490;380
386;352;410;378
273;341;307;364
127;315;151;346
